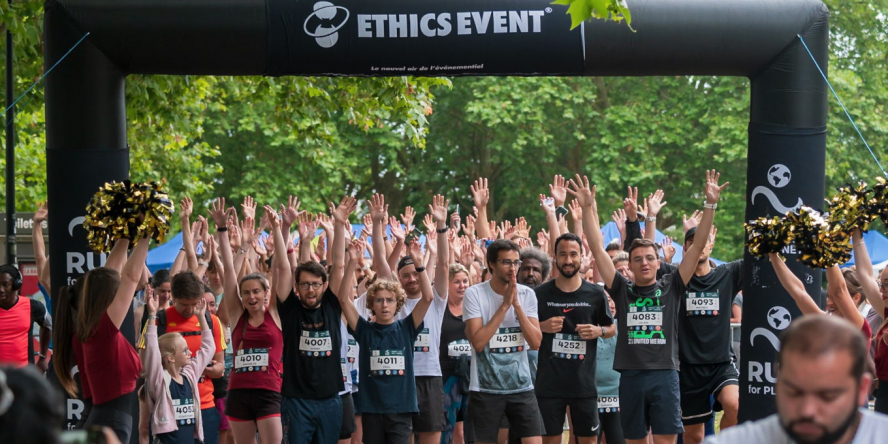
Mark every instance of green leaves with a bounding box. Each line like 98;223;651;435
553;0;633;31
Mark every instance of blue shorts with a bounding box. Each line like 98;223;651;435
618;369;682;439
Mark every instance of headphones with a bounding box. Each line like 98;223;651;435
0;265;22;291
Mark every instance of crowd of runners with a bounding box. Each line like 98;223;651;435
1;171;888;444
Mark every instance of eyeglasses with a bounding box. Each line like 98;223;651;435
298;282;324;290
879;281;888;290
497;260;523;268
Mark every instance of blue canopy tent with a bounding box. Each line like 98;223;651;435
842;230;888;269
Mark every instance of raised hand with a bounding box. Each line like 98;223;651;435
425;230;438;255
370;193;389;224
298;212;318;241
662;236;676;263
704;170;729;204
516;217;531;238
539;194;556;216
622;186;639;221
180;197;193;221
363;214;375;233
199;217;210;245
241;196;257;220
549;174;568;207
429;194;449;224
566;175;597;210
208;198;233;228
264;205;280;232
644;189;667;217
537;229;549;249
400;206;416;231
683;210;702;232
463;214;476;237
331;195;358;224
34;201;48;224
517;237;532;250
281;195;302;229
194;296;207;319
389;216;406;242
459;239;474;266
569;200;583;221
228;218;242;250
146;286;159;316
407;237;424;263
422;214;434;234
580;251;594;274
450;211;461;232
240;215;255;247
611;209;626;236
317;213;334;234
470;177;490;209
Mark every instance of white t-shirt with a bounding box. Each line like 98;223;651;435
464;280;538;394
413;289;447;377
703;410;888;444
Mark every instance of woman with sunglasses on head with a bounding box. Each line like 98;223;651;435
211;198;284;443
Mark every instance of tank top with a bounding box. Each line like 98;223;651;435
439;304;470;381
157;377;196;444
875;308;888;381
82;312;142;404
229;310;283;391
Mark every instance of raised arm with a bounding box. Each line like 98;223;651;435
769;253;823;315
109;235;149;329
471;177;492;239
209;198;243;325
642;190;666;242
297;212;317;265
429;195;451;298
179;197;199;272
540;194;560;257
330;195;357;295
387;216;406;274
339;238;365;331
406;239;434;329
369;193;393;280
32;202;50;291
266;205;290;310
568;175;616;287
851;229;885;316
105;237;131;273
678;170;727;284
825;265;865;329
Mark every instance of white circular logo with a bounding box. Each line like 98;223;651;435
767;164;791;188
304;2;350;48
767;306;792;330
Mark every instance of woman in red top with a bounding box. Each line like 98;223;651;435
70;234;150;443
851;229;888;414
211;198;284;444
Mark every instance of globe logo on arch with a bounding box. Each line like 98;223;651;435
767;164;791;188
304;1;350;48
767;306;792;330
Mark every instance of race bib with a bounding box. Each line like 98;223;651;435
685;292;720;315
552;333;586;359
489;327;524;353
341;358;348;382
447;339;472;358
627;305;663;328
370;349;405;376
234;348;269;373
347;338;358;363
300;330;333;357
173;397;195;424
414;328;431;352
598;396;619;412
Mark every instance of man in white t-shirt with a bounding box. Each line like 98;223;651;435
465;239;543;444
705;315;888;444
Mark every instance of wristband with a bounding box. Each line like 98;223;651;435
217;226;229;232
600;326;605;337
38;353;47;358
383;236;390;241
645;216;656;222
361;265;371;272
287;248;294;254
414;266;427;273
436;226;450;233
703;202;717;210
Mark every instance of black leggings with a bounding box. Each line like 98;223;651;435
84;392;135;444
597;412;624;444
877;380;888;415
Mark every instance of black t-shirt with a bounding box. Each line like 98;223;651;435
157;378;195;444
534;280;613;398
278;287;344;399
349;315;422;414
678;260;743;364
439;305;470;381
608;272;685;371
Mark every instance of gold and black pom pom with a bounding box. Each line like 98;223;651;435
871;176;888;226
785;206;851;269
826;181;877;233
83;180;174;253
745;216;790;259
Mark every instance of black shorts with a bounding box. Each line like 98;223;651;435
618;370;682;439
226;388;282;422
413;376;447;432
537;397;600;437
362;413;412;444
679;361;740;425
466;391;543;443
339;393;356;439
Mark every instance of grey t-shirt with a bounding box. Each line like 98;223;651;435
703;409;888;444
464;280;539;394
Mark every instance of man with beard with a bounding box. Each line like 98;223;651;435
518;248;550;288
465;239;543;444
535;234;614;444
704;315;888;443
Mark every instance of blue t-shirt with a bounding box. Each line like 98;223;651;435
349;315;422;414
157;377;196;444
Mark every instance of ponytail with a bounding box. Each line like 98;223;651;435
52;282;82;397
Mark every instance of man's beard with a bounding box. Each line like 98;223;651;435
557;262;579;279
781;400;860;444
520;274;539;287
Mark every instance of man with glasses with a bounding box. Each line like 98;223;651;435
465;239;544;444
277;260;348;444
